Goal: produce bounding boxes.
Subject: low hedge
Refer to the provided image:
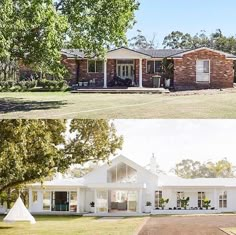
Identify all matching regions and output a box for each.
[0,80,69,92]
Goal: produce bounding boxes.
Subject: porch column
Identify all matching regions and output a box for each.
[29,188,33,212]
[94,189,97,213]
[139,58,143,88]
[138,189,143,213]
[214,189,218,209]
[77,188,80,213]
[104,59,107,88]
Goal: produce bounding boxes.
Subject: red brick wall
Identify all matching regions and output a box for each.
[174,49,234,90]
[71,59,116,86]
[61,56,78,84]
[134,59,161,87]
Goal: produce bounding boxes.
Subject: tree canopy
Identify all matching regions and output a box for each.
[163,29,236,55]
[129,30,158,49]
[0,0,139,78]
[173,158,236,179]
[0,119,123,193]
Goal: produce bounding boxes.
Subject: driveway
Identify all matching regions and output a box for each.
[138,215,236,235]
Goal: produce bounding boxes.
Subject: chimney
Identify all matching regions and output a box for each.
[150,153,157,174]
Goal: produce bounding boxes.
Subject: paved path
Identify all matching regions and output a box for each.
[138,215,236,235]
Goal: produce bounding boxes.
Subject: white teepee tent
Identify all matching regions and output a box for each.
[3,197,36,224]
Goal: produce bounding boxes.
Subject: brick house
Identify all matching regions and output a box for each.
[61,47,236,90]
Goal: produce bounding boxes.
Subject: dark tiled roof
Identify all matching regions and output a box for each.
[62,47,236,59]
[136,48,188,58]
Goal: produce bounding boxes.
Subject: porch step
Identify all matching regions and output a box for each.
[71,88,170,94]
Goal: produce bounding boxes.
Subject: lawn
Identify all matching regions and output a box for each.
[0,215,145,235]
[1,90,236,118]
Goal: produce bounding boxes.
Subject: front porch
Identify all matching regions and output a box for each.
[71,87,169,94]
[74,48,171,90]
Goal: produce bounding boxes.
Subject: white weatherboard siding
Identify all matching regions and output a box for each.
[24,155,236,215]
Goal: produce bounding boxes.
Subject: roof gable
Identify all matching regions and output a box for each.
[172,47,236,59]
[83,155,156,179]
[106,47,151,59]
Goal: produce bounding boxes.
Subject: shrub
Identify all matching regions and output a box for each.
[10,85,22,92]
[146,201,152,206]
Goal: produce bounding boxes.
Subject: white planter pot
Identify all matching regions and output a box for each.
[144,206,152,213]
[90,207,95,213]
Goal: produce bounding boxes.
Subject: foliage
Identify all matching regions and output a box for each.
[173,158,236,179]
[163,29,236,54]
[146,201,152,206]
[180,197,190,209]
[90,202,95,207]
[0,120,123,193]
[0,79,69,92]
[163,31,192,49]
[67,162,102,178]
[129,30,157,49]
[37,79,67,90]
[0,80,37,92]
[159,198,169,209]
[202,198,211,210]
[0,0,139,78]
[162,58,174,81]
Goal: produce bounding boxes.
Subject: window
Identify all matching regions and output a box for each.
[88,60,104,73]
[155,191,162,208]
[219,191,227,208]
[177,192,184,208]
[196,60,210,82]
[107,163,137,183]
[70,192,77,212]
[32,191,38,203]
[96,190,108,213]
[43,192,51,211]
[147,61,162,74]
[198,192,206,208]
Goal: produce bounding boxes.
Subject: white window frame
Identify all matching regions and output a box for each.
[198,192,206,208]
[146,59,163,74]
[219,191,227,208]
[87,60,104,73]
[196,59,211,83]
[155,191,163,208]
[177,192,184,208]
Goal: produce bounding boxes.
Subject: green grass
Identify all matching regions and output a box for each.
[0,215,145,235]
[1,90,236,118]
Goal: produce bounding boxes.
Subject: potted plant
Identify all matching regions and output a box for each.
[180,197,190,210]
[203,198,211,210]
[144,201,152,213]
[90,202,95,213]
[159,198,169,210]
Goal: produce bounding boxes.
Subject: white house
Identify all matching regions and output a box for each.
[27,155,236,215]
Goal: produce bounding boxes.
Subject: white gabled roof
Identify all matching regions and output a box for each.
[31,178,84,187]
[158,174,236,187]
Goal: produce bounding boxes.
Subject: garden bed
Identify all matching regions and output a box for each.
[151,209,219,215]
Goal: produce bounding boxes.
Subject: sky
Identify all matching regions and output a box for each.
[114,120,236,173]
[127,0,236,48]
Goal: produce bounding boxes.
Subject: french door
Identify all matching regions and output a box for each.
[117,64,134,80]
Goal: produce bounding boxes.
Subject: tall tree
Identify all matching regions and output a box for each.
[174,158,236,179]
[0,120,123,193]
[129,30,158,49]
[163,31,192,49]
[0,0,139,78]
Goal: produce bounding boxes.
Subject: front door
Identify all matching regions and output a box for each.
[117,60,135,84]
